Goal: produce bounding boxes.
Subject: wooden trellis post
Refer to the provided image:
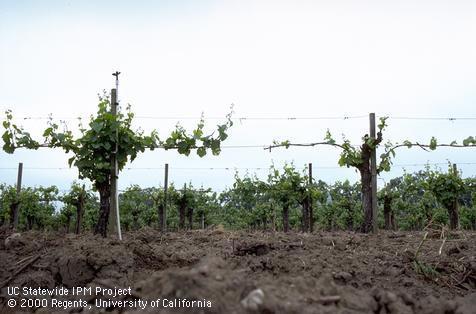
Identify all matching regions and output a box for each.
[309,163,313,232]
[108,73,122,240]
[12,162,23,229]
[369,113,378,233]
[159,163,169,232]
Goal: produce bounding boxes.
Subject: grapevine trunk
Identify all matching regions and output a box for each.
[188,207,194,229]
[360,165,373,233]
[158,203,165,232]
[448,200,460,230]
[94,183,111,237]
[75,195,84,234]
[283,203,289,232]
[179,202,186,230]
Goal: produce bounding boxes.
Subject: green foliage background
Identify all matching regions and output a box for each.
[1,163,475,232]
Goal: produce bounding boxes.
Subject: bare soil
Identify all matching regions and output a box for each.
[0,227,475,314]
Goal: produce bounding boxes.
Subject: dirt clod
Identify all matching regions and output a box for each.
[4,232,24,249]
[241,288,265,311]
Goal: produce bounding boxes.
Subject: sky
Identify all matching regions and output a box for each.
[0,0,475,192]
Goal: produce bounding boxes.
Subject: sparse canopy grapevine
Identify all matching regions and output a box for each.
[2,92,233,237]
[268,117,475,233]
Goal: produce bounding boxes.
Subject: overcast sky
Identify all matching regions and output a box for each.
[1,0,475,192]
